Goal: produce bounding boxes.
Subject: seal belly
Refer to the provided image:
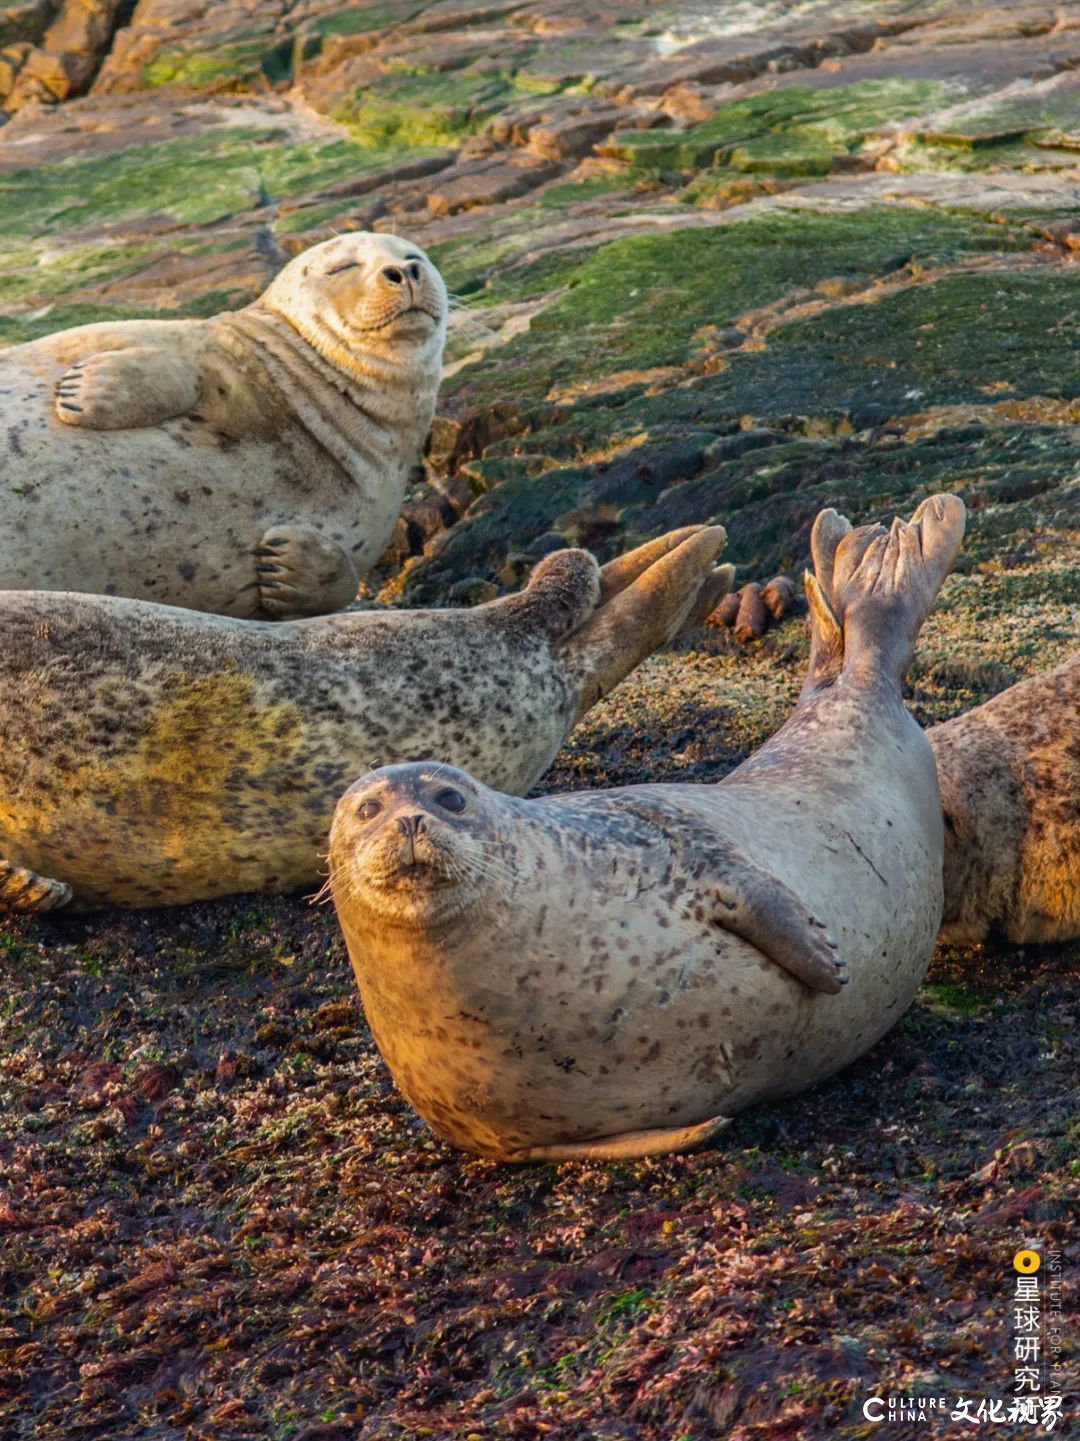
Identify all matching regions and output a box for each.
[0,348,339,615]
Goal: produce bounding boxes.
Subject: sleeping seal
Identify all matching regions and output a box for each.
[0,232,446,618]
[329,495,966,1162]
[0,527,732,911]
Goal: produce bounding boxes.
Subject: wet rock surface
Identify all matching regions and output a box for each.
[0,1,1077,1437]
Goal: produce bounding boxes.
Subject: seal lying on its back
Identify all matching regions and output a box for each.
[0,527,732,911]
[929,655,1080,946]
[329,496,966,1162]
[0,233,446,618]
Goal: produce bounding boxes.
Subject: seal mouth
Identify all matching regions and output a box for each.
[351,304,442,336]
[362,851,462,893]
[386,304,442,329]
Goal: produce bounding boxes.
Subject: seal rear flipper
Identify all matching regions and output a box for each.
[598,526,706,603]
[500,1114,731,1163]
[825,493,966,683]
[0,859,72,914]
[710,854,848,994]
[54,347,201,430]
[800,507,851,695]
[561,526,730,725]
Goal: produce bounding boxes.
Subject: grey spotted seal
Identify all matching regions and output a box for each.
[329,495,966,1162]
[929,655,1080,946]
[0,232,447,618]
[0,527,732,911]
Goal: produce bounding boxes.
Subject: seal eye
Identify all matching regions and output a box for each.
[357,799,381,821]
[326,262,360,276]
[434,787,466,815]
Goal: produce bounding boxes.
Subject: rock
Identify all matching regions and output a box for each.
[3,0,128,111]
[447,576,499,606]
[526,105,659,162]
[425,156,561,217]
[761,575,796,620]
[733,583,769,644]
[524,531,567,557]
[704,429,785,464]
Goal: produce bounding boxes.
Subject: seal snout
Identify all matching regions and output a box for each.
[396,811,428,868]
[379,261,423,288]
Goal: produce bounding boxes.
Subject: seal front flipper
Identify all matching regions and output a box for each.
[54,347,201,430]
[500,1114,731,1163]
[0,859,72,914]
[254,524,360,619]
[710,853,848,994]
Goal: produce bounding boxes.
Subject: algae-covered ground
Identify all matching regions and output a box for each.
[0,1,1078,1437]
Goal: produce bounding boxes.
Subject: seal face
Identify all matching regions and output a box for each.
[0,232,448,618]
[0,527,732,910]
[331,497,968,1162]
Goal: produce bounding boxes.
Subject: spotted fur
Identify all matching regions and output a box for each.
[932,655,1080,945]
[0,527,731,910]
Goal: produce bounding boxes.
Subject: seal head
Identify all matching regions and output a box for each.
[330,763,502,930]
[260,232,448,382]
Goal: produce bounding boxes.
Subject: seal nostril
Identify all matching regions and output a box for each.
[382,266,404,286]
[406,262,422,282]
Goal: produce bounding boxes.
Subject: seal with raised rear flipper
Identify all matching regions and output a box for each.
[329,496,966,1162]
[0,526,733,911]
[0,232,447,618]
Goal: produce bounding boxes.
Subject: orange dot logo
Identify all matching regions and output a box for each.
[1014,1250,1041,1274]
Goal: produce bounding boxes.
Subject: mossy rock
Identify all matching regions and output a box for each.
[605,80,958,173]
[446,207,1034,405]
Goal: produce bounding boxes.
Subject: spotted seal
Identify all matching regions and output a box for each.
[929,655,1080,946]
[329,496,966,1162]
[0,527,732,911]
[0,232,447,618]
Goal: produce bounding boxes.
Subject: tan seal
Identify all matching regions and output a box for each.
[0,232,447,618]
[329,496,966,1162]
[0,527,732,911]
[929,655,1080,946]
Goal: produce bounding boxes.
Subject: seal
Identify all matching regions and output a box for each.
[0,526,732,911]
[929,655,1080,946]
[0,232,447,618]
[329,495,966,1162]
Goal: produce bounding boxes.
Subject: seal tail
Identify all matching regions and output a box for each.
[561,526,732,726]
[802,493,965,693]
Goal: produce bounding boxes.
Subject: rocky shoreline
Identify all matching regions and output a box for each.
[0,3,1077,1438]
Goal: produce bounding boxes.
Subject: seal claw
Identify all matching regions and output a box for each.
[254,524,360,620]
